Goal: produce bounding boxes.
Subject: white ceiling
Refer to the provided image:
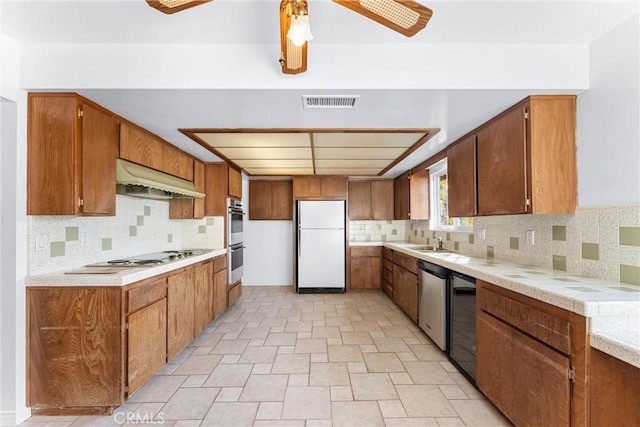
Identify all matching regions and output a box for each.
[3,0,638,177]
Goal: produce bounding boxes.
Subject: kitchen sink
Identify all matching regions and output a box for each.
[409,245,450,253]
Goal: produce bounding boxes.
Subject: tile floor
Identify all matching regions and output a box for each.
[20,286,511,427]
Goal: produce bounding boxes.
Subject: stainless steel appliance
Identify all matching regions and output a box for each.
[86,249,209,267]
[227,198,244,246]
[448,271,477,383]
[417,259,449,351]
[296,200,346,293]
[227,198,245,284]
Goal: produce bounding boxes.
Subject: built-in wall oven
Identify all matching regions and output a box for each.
[448,271,477,384]
[227,198,245,284]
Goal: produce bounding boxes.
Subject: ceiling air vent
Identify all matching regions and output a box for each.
[302,95,361,109]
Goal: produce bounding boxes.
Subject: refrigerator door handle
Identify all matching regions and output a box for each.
[298,226,301,257]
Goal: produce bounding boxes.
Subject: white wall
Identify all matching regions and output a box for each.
[242,178,294,286]
[577,13,640,206]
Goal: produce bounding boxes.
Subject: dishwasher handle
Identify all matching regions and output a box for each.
[417,259,449,279]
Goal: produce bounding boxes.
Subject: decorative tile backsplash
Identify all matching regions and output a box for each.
[28,195,224,275]
[349,220,408,242]
[351,205,640,285]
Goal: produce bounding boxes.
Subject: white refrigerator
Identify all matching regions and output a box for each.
[296,200,346,293]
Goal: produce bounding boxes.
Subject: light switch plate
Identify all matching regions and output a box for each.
[478,228,486,240]
[35,234,47,252]
[526,230,536,245]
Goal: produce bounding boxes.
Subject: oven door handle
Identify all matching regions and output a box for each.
[229,246,246,252]
[229,209,246,215]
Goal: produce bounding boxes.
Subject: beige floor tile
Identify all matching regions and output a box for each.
[219,354,241,363]
[294,338,327,353]
[397,352,419,362]
[327,337,343,346]
[309,362,350,386]
[438,360,459,373]
[252,363,273,374]
[264,332,297,346]
[288,373,309,386]
[181,375,208,388]
[363,352,406,372]
[277,345,295,354]
[297,332,312,339]
[305,420,332,427]
[312,326,341,338]
[403,361,456,384]
[384,418,440,426]
[128,375,187,403]
[191,346,213,355]
[328,345,364,362]
[171,420,199,426]
[256,402,283,420]
[310,352,328,363]
[347,361,368,373]
[210,338,250,355]
[238,325,271,339]
[351,321,383,333]
[168,347,195,365]
[350,373,398,400]
[215,387,243,402]
[301,311,326,322]
[373,337,411,352]
[450,372,485,399]
[202,402,259,427]
[281,387,331,420]
[68,415,120,426]
[409,344,449,361]
[438,384,468,399]
[330,385,353,401]
[341,331,374,345]
[395,385,457,417]
[239,374,288,401]
[156,363,179,375]
[285,321,312,332]
[389,372,414,385]
[378,400,408,418]
[238,346,277,363]
[253,421,305,427]
[435,417,466,426]
[173,355,222,375]
[381,325,416,338]
[360,344,378,353]
[331,401,384,427]
[271,353,310,374]
[203,363,253,387]
[325,317,353,327]
[190,333,224,348]
[160,388,220,420]
[260,318,288,328]
[213,322,247,334]
[449,399,512,426]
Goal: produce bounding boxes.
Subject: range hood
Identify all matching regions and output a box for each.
[116,159,205,199]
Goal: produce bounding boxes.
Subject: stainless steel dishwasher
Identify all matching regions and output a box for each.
[417,259,449,351]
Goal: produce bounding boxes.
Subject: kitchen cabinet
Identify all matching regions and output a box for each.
[167,268,195,360]
[589,347,640,426]
[249,180,293,220]
[194,261,213,335]
[228,281,242,307]
[126,278,167,396]
[213,255,228,318]
[381,248,394,297]
[27,93,119,216]
[120,123,194,182]
[476,280,588,426]
[169,160,206,219]
[447,134,477,217]
[205,162,243,217]
[393,170,429,220]
[228,166,243,199]
[348,246,382,290]
[293,176,348,200]
[348,180,394,220]
[475,95,576,215]
[391,250,419,322]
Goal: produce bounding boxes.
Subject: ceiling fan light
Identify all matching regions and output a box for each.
[287,14,313,47]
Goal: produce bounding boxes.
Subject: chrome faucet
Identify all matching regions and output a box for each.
[433,232,446,251]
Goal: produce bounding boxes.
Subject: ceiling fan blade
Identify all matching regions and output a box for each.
[146,0,212,14]
[333,0,432,37]
[279,0,308,75]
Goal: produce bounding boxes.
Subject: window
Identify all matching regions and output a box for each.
[429,159,473,231]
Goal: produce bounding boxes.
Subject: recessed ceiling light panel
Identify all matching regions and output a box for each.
[302,95,361,109]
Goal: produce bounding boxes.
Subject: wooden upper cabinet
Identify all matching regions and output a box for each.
[394,170,429,220]
[447,134,477,217]
[120,123,194,182]
[294,176,348,200]
[349,180,394,220]
[169,160,205,219]
[348,181,372,220]
[228,167,243,199]
[476,95,576,215]
[27,93,118,216]
[249,180,293,220]
[204,162,244,217]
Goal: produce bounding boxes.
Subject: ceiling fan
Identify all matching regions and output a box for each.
[146,0,433,75]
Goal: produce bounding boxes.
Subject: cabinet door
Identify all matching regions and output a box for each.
[447,134,477,217]
[477,311,570,427]
[348,181,372,220]
[228,167,243,199]
[271,181,293,220]
[194,262,213,335]
[249,180,272,220]
[371,180,394,220]
[349,256,381,290]
[392,265,418,322]
[477,107,528,215]
[321,176,348,199]
[213,268,228,319]
[409,169,430,220]
[294,176,322,198]
[204,163,228,217]
[167,269,195,360]
[127,298,167,396]
[193,160,206,218]
[394,172,410,220]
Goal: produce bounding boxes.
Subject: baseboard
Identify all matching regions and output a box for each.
[1,406,31,427]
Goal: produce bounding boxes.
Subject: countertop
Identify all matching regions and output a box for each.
[26,248,227,287]
[352,240,640,369]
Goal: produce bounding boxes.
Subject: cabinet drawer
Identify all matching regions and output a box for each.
[382,247,393,260]
[127,278,167,314]
[478,283,570,354]
[351,246,382,257]
[392,251,418,274]
[228,282,242,306]
[383,259,394,272]
[213,255,227,273]
[382,267,393,283]
[382,280,393,297]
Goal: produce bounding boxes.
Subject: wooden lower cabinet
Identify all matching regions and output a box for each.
[392,264,418,322]
[167,268,195,360]
[348,246,382,290]
[213,256,228,318]
[194,261,214,335]
[228,281,242,307]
